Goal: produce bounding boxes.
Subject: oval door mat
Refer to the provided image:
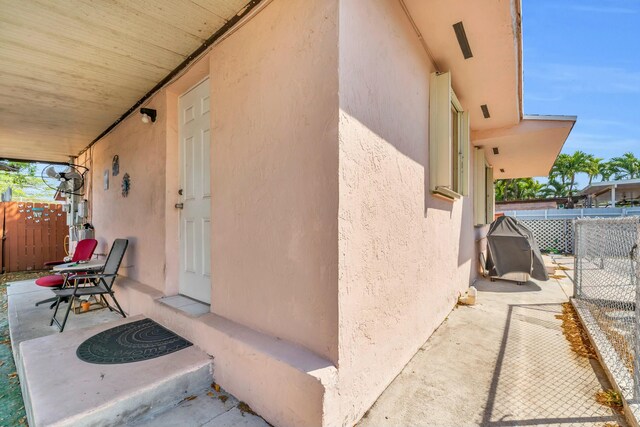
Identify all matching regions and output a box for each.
[77,318,192,364]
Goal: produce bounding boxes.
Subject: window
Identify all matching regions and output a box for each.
[429,71,469,199]
[473,148,494,225]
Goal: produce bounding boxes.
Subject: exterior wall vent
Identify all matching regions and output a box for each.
[453,22,473,59]
[481,104,490,118]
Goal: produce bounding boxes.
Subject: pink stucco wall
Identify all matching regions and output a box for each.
[78,93,168,291]
[208,0,340,364]
[79,0,489,425]
[336,0,477,423]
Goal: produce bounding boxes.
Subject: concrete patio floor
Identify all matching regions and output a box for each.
[7,279,269,427]
[359,255,628,427]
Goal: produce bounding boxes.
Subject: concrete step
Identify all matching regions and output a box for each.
[127,385,271,427]
[17,315,212,427]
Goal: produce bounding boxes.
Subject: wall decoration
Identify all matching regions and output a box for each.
[121,173,131,197]
[112,155,120,176]
[104,170,109,190]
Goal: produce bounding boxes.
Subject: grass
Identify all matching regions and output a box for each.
[556,302,598,359]
[595,389,624,414]
[0,270,48,427]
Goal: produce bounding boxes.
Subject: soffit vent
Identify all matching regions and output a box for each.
[481,104,490,118]
[453,22,473,59]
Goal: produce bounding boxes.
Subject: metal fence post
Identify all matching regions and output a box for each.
[635,221,640,400]
[574,221,581,297]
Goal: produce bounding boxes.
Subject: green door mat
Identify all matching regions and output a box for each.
[77,318,192,364]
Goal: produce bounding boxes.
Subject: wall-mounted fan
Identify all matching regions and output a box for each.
[41,164,88,196]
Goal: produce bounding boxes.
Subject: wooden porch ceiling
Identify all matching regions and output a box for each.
[0,0,252,163]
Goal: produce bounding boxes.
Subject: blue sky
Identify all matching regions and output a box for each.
[522,0,639,185]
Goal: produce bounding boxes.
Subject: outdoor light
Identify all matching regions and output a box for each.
[140,108,157,123]
[492,147,500,155]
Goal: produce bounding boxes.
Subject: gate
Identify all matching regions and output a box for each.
[0,202,68,272]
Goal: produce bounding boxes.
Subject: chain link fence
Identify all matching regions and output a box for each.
[573,217,640,402]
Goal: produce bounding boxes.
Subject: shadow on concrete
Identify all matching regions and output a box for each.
[481,303,626,427]
[474,280,542,293]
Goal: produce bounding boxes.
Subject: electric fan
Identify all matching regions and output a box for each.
[41,164,88,196]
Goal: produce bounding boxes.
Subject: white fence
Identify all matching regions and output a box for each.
[501,207,640,220]
[501,208,640,254]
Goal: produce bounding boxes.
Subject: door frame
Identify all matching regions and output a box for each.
[177,77,211,304]
[164,57,212,299]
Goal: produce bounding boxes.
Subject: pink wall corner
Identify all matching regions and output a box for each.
[336,0,477,423]
[207,0,340,364]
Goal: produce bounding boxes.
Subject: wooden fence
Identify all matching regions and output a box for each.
[0,202,68,272]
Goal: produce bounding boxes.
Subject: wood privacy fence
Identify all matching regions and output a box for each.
[1,202,68,273]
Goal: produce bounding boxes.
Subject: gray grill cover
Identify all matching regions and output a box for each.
[486,216,549,281]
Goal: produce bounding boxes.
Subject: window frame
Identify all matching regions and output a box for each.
[473,148,495,226]
[429,71,469,200]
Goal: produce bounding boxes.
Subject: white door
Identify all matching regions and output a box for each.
[178,79,211,303]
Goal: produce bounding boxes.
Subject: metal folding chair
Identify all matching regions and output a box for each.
[51,239,128,332]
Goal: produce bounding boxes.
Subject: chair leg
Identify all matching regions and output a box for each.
[108,292,127,318]
[40,296,69,309]
[36,296,58,307]
[58,296,75,332]
[50,296,62,326]
[51,296,75,332]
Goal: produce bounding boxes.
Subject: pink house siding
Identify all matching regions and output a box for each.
[77,0,486,425]
[337,0,478,423]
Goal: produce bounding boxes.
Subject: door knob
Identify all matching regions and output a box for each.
[175,203,184,209]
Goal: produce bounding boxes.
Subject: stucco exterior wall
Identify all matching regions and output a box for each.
[77,1,491,424]
[78,93,168,291]
[208,0,340,363]
[336,0,477,423]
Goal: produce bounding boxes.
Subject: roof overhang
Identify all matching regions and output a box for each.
[472,115,576,179]
[402,0,523,131]
[580,178,640,201]
[403,0,575,178]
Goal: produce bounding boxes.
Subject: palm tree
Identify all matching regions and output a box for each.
[495,179,507,201]
[495,178,544,201]
[540,178,569,198]
[599,161,617,182]
[584,155,604,185]
[550,151,589,196]
[550,154,572,187]
[610,152,640,180]
[516,178,543,199]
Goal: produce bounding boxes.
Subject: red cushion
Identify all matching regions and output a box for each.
[35,275,65,288]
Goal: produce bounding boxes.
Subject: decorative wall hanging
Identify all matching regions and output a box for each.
[104,170,109,190]
[112,155,120,176]
[121,173,131,197]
